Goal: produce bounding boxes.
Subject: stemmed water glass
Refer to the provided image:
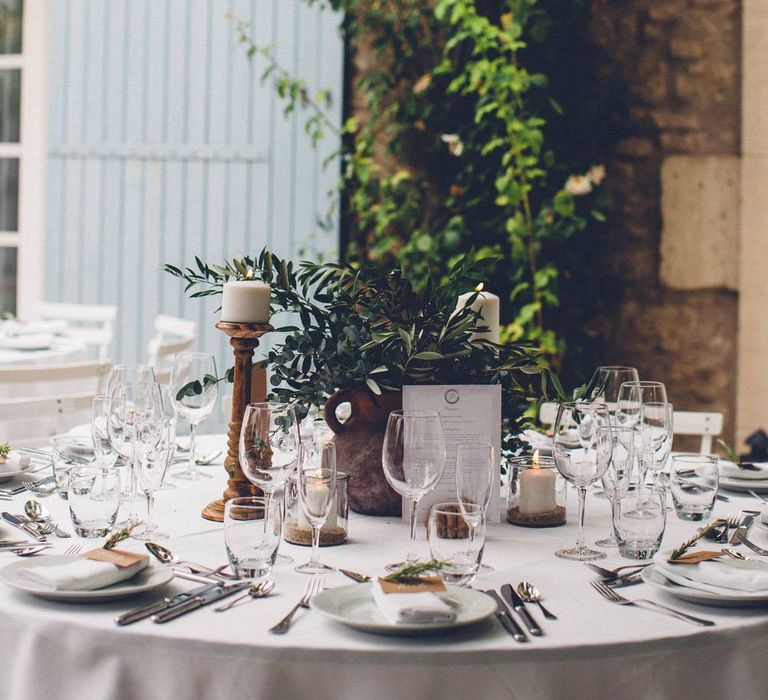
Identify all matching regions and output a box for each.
[596,424,635,547]
[456,442,495,570]
[616,381,668,492]
[107,380,163,529]
[132,414,175,540]
[640,401,673,488]
[589,366,639,414]
[382,410,447,570]
[91,395,118,470]
[240,401,301,564]
[171,352,218,480]
[552,402,613,561]
[295,441,337,574]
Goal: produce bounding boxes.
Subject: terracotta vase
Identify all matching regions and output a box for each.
[324,388,402,516]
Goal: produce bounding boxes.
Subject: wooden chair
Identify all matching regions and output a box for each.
[147,314,196,369]
[0,359,112,394]
[0,392,98,444]
[38,302,117,360]
[538,401,723,453]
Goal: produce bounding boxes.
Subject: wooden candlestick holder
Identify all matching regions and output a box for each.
[201,321,273,522]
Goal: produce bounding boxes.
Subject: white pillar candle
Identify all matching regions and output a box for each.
[456,286,500,344]
[518,451,557,515]
[220,280,271,323]
[298,482,338,531]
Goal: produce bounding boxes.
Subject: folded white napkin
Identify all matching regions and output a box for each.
[2,320,67,336]
[654,553,768,595]
[372,581,456,624]
[760,506,768,525]
[719,460,768,481]
[18,557,148,591]
[0,451,31,473]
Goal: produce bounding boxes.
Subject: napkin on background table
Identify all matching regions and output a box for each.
[655,553,768,595]
[0,451,31,473]
[1,320,67,336]
[372,581,456,624]
[719,460,768,480]
[17,556,148,591]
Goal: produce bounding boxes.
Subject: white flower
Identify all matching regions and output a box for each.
[587,164,606,185]
[565,174,593,196]
[441,134,464,156]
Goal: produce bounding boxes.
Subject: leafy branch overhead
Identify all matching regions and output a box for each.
[166,247,565,458]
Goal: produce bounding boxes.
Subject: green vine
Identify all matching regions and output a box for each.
[233,0,608,374]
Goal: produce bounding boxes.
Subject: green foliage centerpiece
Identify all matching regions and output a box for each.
[167,248,559,514]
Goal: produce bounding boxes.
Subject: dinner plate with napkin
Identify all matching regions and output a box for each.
[371,579,456,624]
[0,549,173,601]
[0,451,32,482]
[653,550,768,596]
[719,460,768,481]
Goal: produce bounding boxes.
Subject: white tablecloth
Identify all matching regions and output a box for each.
[1,435,768,700]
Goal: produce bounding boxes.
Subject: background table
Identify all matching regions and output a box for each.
[1,435,767,700]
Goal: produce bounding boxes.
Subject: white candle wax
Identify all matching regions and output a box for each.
[456,288,500,344]
[518,465,557,515]
[220,280,271,323]
[298,482,338,531]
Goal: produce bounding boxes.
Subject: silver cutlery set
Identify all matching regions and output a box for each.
[484,581,553,642]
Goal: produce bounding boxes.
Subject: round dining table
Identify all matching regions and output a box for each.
[1,435,767,700]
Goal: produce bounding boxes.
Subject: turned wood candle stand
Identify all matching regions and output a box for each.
[201,321,273,522]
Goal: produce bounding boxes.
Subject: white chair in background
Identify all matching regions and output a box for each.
[0,359,112,394]
[38,301,117,360]
[147,314,196,370]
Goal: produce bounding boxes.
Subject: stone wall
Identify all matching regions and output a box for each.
[589,0,742,442]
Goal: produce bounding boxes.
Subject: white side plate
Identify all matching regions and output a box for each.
[641,565,768,607]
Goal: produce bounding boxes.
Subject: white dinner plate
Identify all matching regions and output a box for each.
[0,334,54,351]
[641,565,768,607]
[0,462,33,483]
[719,476,768,493]
[311,583,497,635]
[0,555,174,602]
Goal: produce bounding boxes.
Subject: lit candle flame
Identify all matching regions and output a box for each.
[475,282,484,293]
[533,449,540,469]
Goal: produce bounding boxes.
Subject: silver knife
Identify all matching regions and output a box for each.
[152,582,251,623]
[116,581,219,626]
[483,590,527,642]
[729,514,755,544]
[501,584,543,636]
[2,512,45,541]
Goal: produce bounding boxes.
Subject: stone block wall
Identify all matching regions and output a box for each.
[589,0,742,442]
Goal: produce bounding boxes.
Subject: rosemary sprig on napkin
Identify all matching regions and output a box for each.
[103,521,140,550]
[669,521,721,560]
[383,560,444,583]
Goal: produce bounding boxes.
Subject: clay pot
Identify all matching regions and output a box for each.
[324,388,402,516]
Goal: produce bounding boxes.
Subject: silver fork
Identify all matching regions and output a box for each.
[591,581,714,626]
[269,576,325,634]
[718,514,740,543]
[22,480,56,497]
[64,544,82,555]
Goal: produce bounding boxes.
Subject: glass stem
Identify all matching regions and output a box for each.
[407,497,419,563]
[576,486,587,552]
[188,422,197,477]
[310,523,321,565]
[127,438,138,521]
[146,493,155,531]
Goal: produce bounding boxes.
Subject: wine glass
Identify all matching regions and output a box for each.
[107,380,163,528]
[596,423,634,547]
[240,401,301,564]
[456,442,495,569]
[91,395,118,470]
[382,410,447,569]
[640,401,673,489]
[552,402,613,561]
[171,352,218,480]
[615,381,668,429]
[132,415,175,540]
[295,441,337,574]
[107,364,156,396]
[588,366,639,414]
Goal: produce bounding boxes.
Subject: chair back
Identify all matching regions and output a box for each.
[0,360,112,393]
[671,411,723,454]
[0,392,97,444]
[147,314,196,368]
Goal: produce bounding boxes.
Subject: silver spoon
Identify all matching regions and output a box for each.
[145,542,234,578]
[517,581,558,620]
[214,579,275,612]
[23,500,71,538]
